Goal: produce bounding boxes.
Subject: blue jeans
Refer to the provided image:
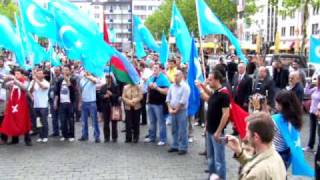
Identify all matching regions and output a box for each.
[170,109,188,151]
[147,104,166,142]
[207,133,226,180]
[81,102,100,140]
[50,101,60,135]
[35,108,49,139]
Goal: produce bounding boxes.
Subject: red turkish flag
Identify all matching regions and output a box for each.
[0,78,32,136]
[103,14,110,44]
[219,87,248,139]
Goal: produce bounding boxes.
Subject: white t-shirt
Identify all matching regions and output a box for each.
[60,80,70,103]
[32,80,50,108]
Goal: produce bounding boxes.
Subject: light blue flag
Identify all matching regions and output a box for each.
[15,14,47,66]
[133,16,160,53]
[196,0,247,64]
[160,32,169,66]
[188,38,204,116]
[46,43,61,67]
[170,3,192,64]
[50,0,100,37]
[18,0,57,40]
[310,36,320,64]
[49,2,115,77]
[273,114,315,177]
[0,15,21,53]
[133,16,146,59]
[108,28,116,43]
[0,14,26,67]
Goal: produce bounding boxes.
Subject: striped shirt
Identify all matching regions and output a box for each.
[273,122,289,152]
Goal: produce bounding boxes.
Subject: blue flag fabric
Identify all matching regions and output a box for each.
[0,15,20,52]
[49,2,115,77]
[196,0,247,64]
[170,3,192,64]
[18,0,57,40]
[133,16,146,59]
[310,36,320,64]
[187,39,204,116]
[16,14,51,67]
[133,16,160,56]
[50,0,100,36]
[160,32,169,66]
[273,114,315,177]
[46,43,61,67]
[147,73,171,88]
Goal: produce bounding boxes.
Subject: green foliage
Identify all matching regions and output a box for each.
[0,0,18,23]
[145,0,256,39]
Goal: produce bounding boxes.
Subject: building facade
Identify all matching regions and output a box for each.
[132,0,163,23]
[237,0,320,54]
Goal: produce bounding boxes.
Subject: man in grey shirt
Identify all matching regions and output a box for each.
[166,70,190,155]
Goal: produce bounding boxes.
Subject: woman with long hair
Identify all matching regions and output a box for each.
[99,74,120,143]
[273,90,303,169]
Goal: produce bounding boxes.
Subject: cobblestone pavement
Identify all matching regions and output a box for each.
[0,115,315,180]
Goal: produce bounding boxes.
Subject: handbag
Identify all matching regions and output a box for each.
[111,106,121,121]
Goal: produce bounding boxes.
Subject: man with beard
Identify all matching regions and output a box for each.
[225,112,286,180]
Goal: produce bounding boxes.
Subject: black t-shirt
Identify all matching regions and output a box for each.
[148,88,167,105]
[206,89,230,134]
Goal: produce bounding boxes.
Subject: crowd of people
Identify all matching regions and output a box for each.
[0,49,317,179]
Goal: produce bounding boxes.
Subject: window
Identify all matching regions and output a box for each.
[134,5,146,10]
[313,7,319,15]
[245,32,250,41]
[290,26,294,36]
[148,6,153,10]
[312,24,319,35]
[281,27,286,36]
[94,14,100,18]
[94,6,99,9]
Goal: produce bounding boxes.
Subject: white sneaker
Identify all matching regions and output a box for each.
[157,141,166,146]
[193,122,199,126]
[188,137,194,143]
[42,138,48,143]
[302,146,313,152]
[60,137,65,142]
[144,138,152,143]
[68,138,75,142]
[36,138,43,143]
[166,119,171,125]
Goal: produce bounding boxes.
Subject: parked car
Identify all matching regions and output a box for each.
[264,53,312,77]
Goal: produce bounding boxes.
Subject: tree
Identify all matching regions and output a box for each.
[145,0,257,39]
[271,0,320,55]
[0,0,18,23]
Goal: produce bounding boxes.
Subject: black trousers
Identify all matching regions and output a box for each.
[0,115,7,142]
[141,93,147,124]
[11,133,31,144]
[125,108,141,142]
[102,105,118,141]
[308,113,320,149]
[59,103,75,138]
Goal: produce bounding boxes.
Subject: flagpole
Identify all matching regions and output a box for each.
[195,0,207,80]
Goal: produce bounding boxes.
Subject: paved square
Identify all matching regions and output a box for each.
[0,117,314,180]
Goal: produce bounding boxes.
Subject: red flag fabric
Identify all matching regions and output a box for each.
[103,14,110,44]
[219,87,248,139]
[0,78,32,136]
